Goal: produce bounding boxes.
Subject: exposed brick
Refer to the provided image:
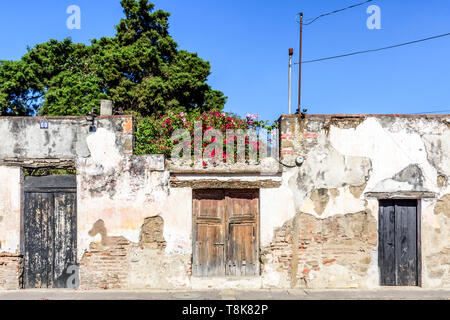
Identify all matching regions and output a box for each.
[0,253,23,289]
[266,211,377,287]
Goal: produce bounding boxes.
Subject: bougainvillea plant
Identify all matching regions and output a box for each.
[134,109,277,165]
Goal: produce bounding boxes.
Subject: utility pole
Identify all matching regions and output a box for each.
[298,12,303,112]
[288,48,293,114]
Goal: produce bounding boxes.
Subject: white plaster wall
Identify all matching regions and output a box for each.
[260,175,296,246]
[0,166,21,253]
[329,118,438,193]
[161,187,192,255]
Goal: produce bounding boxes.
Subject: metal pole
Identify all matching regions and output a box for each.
[288,48,293,114]
[298,12,303,112]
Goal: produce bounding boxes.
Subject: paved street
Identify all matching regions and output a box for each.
[0,288,448,300]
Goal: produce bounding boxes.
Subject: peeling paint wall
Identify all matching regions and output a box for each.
[0,114,448,290]
[0,166,22,289]
[76,127,194,289]
[0,166,21,253]
[0,115,137,290]
[0,116,134,160]
[266,115,450,289]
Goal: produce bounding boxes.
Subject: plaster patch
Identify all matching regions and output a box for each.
[434,194,450,218]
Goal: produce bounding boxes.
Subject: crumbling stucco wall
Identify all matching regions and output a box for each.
[1,113,448,290]
[0,166,21,254]
[77,128,192,289]
[0,166,22,289]
[264,115,450,289]
[0,116,134,160]
[0,115,136,290]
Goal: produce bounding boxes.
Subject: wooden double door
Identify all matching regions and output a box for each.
[379,199,420,286]
[193,189,259,277]
[23,175,77,288]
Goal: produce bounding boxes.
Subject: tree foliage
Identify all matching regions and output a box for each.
[0,0,226,116]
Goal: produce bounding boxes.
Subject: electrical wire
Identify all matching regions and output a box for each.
[293,32,450,64]
[298,0,374,26]
[409,109,450,115]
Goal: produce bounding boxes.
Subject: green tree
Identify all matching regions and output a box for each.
[0,0,226,117]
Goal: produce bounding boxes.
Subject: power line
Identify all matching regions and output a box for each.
[409,109,450,115]
[298,0,374,26]
[293,32,450,64]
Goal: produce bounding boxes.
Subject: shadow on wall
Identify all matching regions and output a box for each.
[88,219,129,246]
[87,216,167,249]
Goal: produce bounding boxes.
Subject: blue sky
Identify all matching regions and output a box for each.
[0,0,449,122]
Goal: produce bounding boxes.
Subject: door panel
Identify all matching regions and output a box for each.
[194,224,225,276]
[53,193,77,287]
[379,200,396,286]
[227,224,257,276]
[226,190,258,220]
[193,190,226,277]
[23,192,54,288]
[395,200,417,286]
[23,175,77,289]
[379,199,418,286]
[193,189,259,277]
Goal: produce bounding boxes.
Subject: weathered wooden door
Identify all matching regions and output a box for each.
[379,199,419,286]
[193,190,226,276]
[193,189,259,277]
[225,190,259,276]
[23,175,77,288]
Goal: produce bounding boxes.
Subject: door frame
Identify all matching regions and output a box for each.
[378,198,422,286]
[191,188,261,277]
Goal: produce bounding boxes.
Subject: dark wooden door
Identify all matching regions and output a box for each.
[193,189,259,277]
[23,175,77,288]
[379,199,418,286]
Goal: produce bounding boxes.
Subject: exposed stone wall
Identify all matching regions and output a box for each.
[0,253,23,289]
[262,211,377,288]
[80,238,131,289]
[79,218,190,290]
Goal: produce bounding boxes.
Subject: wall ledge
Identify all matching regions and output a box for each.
[170,177,282,189]
[364,191,436,199]
[0,158,75,168]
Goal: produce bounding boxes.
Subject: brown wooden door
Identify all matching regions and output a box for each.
[193,190,226,277]
[23,175,77,288]
[193,189,259,277]
[226,190,259,276]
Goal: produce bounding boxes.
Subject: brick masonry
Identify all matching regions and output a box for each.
[79,238,132,289]
[0,253,23,289]
[264,211,377,288]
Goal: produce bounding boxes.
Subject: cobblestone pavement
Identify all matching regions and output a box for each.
[0,288,449,300]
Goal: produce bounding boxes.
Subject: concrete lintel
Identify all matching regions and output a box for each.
[0,158,75,169]
[364,191,436,199]
[170,178,282,189]
[170,169,282,175]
